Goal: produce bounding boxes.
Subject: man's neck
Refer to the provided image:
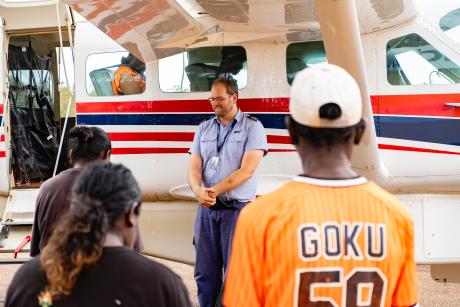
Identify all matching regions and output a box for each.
[73,161,91,169]
[219,107,238,126]
[302,165,359,180]
[103,231,125,247]
[300,147,359,180]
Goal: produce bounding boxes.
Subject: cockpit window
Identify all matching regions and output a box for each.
[440,8,460,46]
[386,33,460,86]
[159,46,247,92]
[286,41,327,85]
[86,52,146,96]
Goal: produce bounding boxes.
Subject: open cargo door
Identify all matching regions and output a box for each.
[0,39,59,256]
[8,43,59,185]
[0,1,75,256]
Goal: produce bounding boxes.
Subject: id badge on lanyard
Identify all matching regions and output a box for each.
[211,120,237,169]
[210,156,220,169]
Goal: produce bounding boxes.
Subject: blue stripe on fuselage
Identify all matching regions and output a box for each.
[76,113,460,147]
[375,116,460,146]
[77,113,288,130]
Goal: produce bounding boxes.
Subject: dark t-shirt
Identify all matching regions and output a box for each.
[6,247,192,307]
[30,168,143,256]
[30,168,82,256]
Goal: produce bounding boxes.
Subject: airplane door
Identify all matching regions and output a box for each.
[376,24,460,178]
[0,3,76,253]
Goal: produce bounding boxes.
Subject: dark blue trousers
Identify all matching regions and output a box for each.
[194,203,245,307]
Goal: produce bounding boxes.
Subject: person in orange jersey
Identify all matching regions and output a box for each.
[224,64,419,307]
[112,53,146,95]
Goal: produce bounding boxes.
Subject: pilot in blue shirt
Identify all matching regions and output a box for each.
[188,77,267,307]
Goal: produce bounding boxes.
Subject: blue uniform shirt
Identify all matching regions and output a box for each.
[189,110,268,202]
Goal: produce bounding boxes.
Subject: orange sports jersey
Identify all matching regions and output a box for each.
[224,176,419,307]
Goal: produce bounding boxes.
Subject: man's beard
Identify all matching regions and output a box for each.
[215,105,231,118]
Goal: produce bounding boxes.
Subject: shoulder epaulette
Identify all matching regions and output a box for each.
[245,114,260,122]
[199,116,214,125]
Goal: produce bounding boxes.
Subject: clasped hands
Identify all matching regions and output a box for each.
[193,187,217,208]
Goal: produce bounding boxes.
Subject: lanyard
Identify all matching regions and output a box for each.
[216,119,237,154]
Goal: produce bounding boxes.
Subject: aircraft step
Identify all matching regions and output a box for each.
[0,189,37,254]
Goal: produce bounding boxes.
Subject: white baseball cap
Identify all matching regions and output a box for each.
[289,64,362,128]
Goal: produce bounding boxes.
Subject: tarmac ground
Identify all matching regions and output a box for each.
[1,258,460,306]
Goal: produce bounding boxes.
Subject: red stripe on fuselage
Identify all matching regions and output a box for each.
[107,132,292,144]
[112,148,190,155]
[268,149,296,152]
[108,132,194,142]
[111,148,295,155]
[373,94,460,117]
[267,135,292,144]
[378,144,460,155]
[0,131,5,158]
[77,94,460,118]
[76,98,290,113]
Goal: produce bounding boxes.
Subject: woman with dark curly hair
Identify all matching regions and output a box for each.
[30,125,143,256]
[6,162,192,307]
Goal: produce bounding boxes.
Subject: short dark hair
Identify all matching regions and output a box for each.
[212,77,238,98]
[289,103,364,149]
[68,126,111,163]
[290,117,354,148]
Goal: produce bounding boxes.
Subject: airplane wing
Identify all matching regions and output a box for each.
[63,0,416,62]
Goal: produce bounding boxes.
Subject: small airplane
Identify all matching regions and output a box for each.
[0,0,460,283]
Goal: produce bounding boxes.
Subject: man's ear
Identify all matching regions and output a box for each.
[285,116,299,145]
[105,149,111,161]
[231,93,238,105]
[100,149,111,161]
[353,119,367,145]
[69,149,76,166]
[124,203,138,228]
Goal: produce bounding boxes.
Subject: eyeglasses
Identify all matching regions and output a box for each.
[208,96,229,103]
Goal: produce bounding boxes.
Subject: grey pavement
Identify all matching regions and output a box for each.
[1,262,460,306]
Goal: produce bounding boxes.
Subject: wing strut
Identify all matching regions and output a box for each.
[314,0,391,185]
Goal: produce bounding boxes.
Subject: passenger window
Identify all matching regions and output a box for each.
[159,46,247,92]
[386,33,460,85]
[440,8,460,46]
[286,41,327,85]
[86,52,146,96]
